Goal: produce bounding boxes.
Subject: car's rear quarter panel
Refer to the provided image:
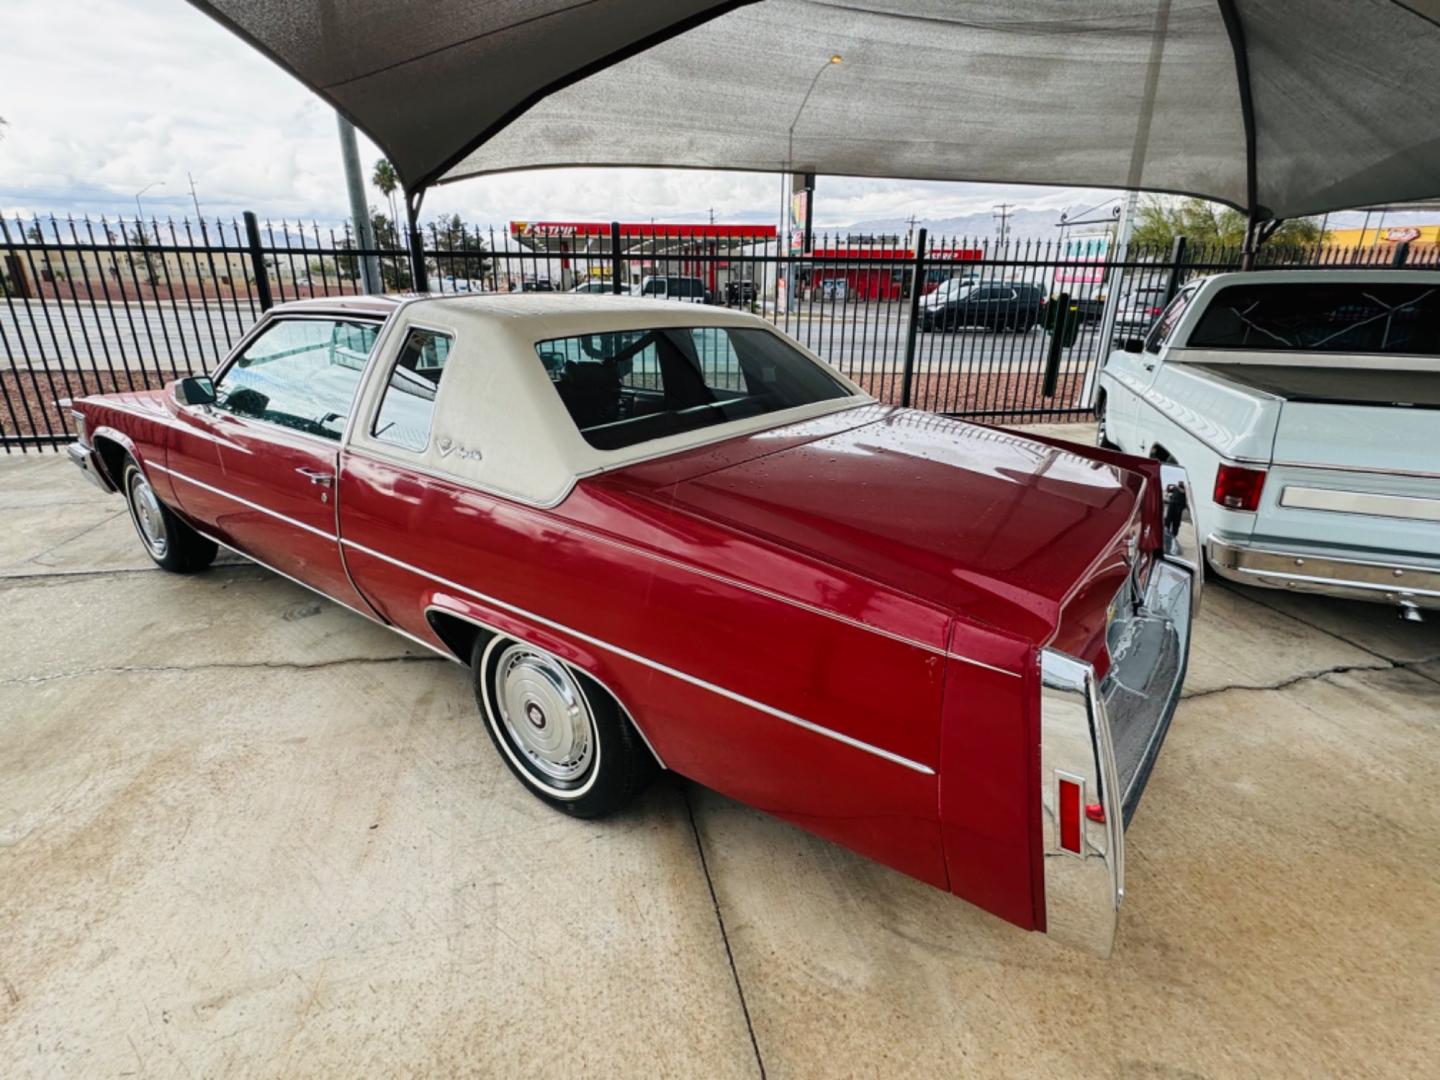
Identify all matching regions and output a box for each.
[337,453,953,889]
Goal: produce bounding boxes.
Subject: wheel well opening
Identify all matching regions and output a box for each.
[425,610,495,665]
[92,436,127,489]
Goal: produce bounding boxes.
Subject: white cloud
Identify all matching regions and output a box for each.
[0,0,1107,232]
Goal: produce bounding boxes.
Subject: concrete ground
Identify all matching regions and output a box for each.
[2,431,1437,1079]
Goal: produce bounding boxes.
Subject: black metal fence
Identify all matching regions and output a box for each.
[3,211,1434,451]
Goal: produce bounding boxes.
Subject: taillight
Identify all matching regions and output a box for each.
[1213,463,1267,511]
[1146,305,1163,315]
[1058,775,1083,854]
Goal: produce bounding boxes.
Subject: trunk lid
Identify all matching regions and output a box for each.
[608,408,1148,643]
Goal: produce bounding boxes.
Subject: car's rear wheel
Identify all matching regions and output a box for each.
[122,458,217,573]
[474,636,656,818]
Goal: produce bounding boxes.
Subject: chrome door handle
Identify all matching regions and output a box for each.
[296,467,334,487]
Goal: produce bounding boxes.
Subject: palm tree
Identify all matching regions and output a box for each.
[372,158,400,246]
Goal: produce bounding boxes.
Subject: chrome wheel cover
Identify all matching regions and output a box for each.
[492,644,595,786]
[127,469,168,558]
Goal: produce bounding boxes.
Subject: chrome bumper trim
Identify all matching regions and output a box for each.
[1208,537,1440,609]
[66,441,114,493]
[1040,556,1195,958]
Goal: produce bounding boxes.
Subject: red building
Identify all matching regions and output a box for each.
[509,221,778,292]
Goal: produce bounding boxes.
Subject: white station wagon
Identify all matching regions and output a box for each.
[1097,269,1440,619]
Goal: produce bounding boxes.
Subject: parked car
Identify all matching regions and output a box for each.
[920,281,1045,331]
[571,280,617,294]
[521,278,554,292]
[1111,284,1169,339]
[66,293,1198,956]
[638,274,710,303]
[1097,269,1440,618]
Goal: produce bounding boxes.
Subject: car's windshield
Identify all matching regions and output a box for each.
[535,326,854,451]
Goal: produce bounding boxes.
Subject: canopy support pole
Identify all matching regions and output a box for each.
[406,188,428,293]
[1218,0,1267,270]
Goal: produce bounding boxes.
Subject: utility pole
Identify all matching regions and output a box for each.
[187,173,203,222]
[336,112,381,293]
[992,203,1014,247]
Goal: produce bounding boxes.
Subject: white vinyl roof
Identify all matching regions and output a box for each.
[190,0,1440,220]
[343,294,870,507]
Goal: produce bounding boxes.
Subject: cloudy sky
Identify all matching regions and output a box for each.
[0,0,1127,234]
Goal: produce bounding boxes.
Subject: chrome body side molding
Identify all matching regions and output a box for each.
[345,538,937,776]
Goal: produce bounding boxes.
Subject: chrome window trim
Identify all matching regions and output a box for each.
[207,312,388,444]
[343,537,937,776]
[423,604,667,771]
[1279,485,1440,523]
[367,323,459,454]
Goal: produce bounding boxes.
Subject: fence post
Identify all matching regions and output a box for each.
[242,211,273,311]
[1042,292,1070,397]
[900,227,927,409]
[610,222,623,294]
[1391,239,1412,267]
[1163,236,1188,304]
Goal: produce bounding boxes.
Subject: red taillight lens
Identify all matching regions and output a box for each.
[1058,777,1082,853]
[1146,305,1163,315]
[1213,463,1267,511]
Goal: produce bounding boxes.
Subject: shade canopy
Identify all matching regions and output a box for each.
[190,0,1440,220]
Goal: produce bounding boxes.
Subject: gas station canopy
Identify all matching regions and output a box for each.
[190,0,1440,221]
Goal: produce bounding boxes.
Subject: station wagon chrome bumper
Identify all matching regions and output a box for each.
[1039,465,1199,957]
[1208,537,1440,611]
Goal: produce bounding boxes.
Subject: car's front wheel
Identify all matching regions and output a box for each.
[122,458,217,573]
[474,636,656,818]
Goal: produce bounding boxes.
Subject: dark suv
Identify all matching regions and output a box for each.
[920,281,1045,332]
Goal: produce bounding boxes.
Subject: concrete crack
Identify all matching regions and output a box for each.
[3,653,448,687]
[1182,658,1427,702]
[682,783,766,1080]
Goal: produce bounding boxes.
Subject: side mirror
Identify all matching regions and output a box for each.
[174,376,216,406]
[1121,337,1146,354]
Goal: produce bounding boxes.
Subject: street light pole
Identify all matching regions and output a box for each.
[134,181,164,229]
[783,54,841,306]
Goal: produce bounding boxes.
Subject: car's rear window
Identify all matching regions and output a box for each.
[535,326,854,451]
[1187,282,1440,355]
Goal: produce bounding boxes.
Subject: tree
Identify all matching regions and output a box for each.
[372,158,401,237]
[428,213,491,281]
[1131,196,1324,255]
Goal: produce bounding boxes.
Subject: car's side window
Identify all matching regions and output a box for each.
[371,328,454,452]
[1144,287,1195,354]
[214,318,378,440]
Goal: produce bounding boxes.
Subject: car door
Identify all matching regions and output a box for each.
[166,314,381,611]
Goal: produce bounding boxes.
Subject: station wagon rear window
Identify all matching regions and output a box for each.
[535,327,853,451]
[1187,282,1440,355]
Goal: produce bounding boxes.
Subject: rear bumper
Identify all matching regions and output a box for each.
[1038,466,1199,957]
[67,441,115,493]
[1208,537,1440,611]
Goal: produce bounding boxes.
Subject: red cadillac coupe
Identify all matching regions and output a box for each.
[66,293,1199,956]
